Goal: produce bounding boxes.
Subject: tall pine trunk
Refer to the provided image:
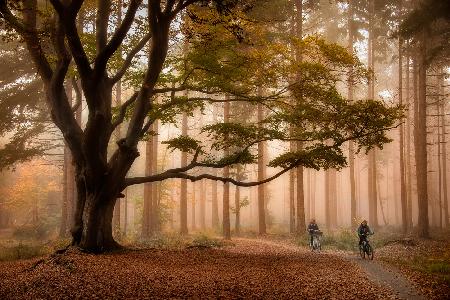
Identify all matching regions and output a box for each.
[180,108,188,235]
[440,69,449,229]
[405,41,413,230]
[416,29,429,238]
[367,0,378,228]
[223,100,231,239]
[257,102,266,235]
[399,38,407,234]
[347,0,357,228]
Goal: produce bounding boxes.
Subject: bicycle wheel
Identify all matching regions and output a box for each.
[359,245,365,259]
[366,244,374,260]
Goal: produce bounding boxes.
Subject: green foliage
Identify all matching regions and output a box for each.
[0,243,47,261]
[12,223,52,240]
[163,135,202,154]
[190,233,225,248]
[230,196,250,214]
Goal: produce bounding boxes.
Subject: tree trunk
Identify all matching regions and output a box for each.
[151,121,159,232]
[347,0,357,228]
[440,69,449,229]
[191,180,196,231]
[223,100,231,239]
[289,159,295,233]
[200,179,206,230]
[367,0,378,228]
[235,185,241,235]
[405,41,413,230]
[211,104,219,229]
[180,109,188,235]
[257,102,266,235]
[399,38,407,234]
[60,140,69,237]
[78,192,120,252]
[415,29,429,238]
[142,138,154,237]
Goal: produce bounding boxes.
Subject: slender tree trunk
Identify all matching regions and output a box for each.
[60,140,69,237]
[405,41,413,230]
[440,69,449,229]
[294,0,305,234]
[416,29,429,238]
[143,138,154,237]
[289,146,296,233]
[151,121,159,232]
[399,38,407,234]
[367,0,378,228]
[235,184,241,235]
[191,180,196,231]
[257,102,266,235]
[180,108,188,235]
[211,104,219,229]
[347,0,357,228]
[223,100,231,239]
[296,165,305,233]
[200,179,206,230]
[438,92,443,228]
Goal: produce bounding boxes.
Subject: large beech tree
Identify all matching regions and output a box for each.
[1,0,401,252]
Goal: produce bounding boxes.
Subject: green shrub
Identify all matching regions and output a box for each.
[190,233,224,248]
[0,243,48,261]
[12,222,53,240]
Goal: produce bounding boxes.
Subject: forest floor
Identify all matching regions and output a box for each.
[0,237,435,300]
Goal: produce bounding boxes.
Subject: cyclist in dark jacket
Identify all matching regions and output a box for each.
[307,219,320,246]
[357,220,373,245]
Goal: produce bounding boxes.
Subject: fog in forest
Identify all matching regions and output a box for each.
[0,0,448,260]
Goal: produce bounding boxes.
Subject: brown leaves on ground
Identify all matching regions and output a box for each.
[0,238,396,299]
[376,238,450,300]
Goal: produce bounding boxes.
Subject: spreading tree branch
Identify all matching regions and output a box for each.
[110,32,153,84]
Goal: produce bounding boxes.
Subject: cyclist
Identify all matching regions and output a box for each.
[307,219,320,247]
[357,220,373,246]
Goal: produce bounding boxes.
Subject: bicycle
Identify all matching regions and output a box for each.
[359,233,374,260]
[310,230,322,251]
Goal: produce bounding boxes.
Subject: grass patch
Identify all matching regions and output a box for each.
[0,243,49,261]
[189,233,226,248]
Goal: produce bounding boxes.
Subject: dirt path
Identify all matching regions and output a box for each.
[247,238,425,300]
[339,252,425,300]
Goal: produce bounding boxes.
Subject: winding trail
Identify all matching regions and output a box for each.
[240,238,425,300]
[339,252,425,300]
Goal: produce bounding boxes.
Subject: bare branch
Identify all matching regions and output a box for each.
[110,32,153,84]
[94,0,143,77]
[124,162,295,188]
[111,92,138,131]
